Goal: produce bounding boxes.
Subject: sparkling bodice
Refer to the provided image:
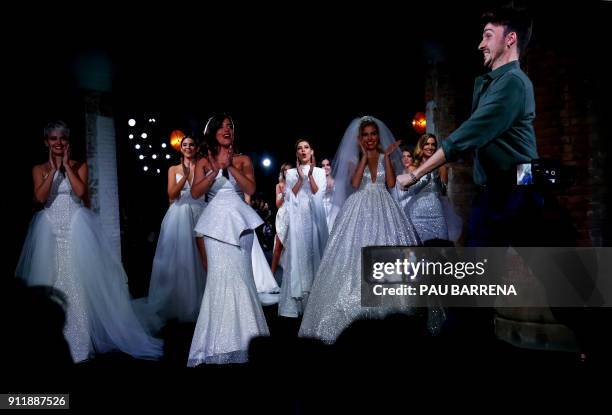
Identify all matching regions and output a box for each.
[359,154,386,190]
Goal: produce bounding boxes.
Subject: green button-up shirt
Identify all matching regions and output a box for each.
[441,60,538,186]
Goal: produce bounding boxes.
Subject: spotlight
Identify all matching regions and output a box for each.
[161,143,167,148]
[129,134,134,139]
[156,168,161,174]
[165,154,171,159]
[141,133,148,139]
[262,158,271,168]
[135,144,141,150]
[152,154,157,159]
[139,155,145,160]
[128,119,136,127]
[143,166,149,171]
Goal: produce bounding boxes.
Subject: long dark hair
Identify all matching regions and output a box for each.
[201,113,236,157]
[179,135,198,163]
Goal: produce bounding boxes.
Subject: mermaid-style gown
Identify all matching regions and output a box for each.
[187,170,269,365]
[16,171,163,363]
[299,155,421,344]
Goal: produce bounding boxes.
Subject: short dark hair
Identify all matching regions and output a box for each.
[482,6,533,56]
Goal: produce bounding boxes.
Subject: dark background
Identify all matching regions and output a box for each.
[6,1,610,290]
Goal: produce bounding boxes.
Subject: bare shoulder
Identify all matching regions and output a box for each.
[234,153,251,165]
[196,157,210,168]
[233,154,253,172]
[69,160,87,171]
[32,163,46,174]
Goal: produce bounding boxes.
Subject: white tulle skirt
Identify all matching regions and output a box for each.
[16,208,163,363]
[138,200,207,332]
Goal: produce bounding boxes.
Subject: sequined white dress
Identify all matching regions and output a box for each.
[402,170,462,243]
[188,170,270,365]
[298,155,420,343]
[15,171,163,363]
[142,173,207,330]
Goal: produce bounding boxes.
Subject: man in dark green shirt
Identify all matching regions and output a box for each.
[399,7,536,188]
[399,6,540,247]
[441,60,538,186]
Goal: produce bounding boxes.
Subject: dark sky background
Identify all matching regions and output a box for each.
[7,0,610,283]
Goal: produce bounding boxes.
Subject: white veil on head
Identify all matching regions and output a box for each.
[328,116,402,226]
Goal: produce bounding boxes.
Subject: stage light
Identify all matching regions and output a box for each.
[412,112,426,134]
[135,144,141,150]
[149,145,152,149]
[156,168,161,174]
[129,134,134,139]
[161,143,167,148]
[170,130,185,151]
[139,155,145,160]
[128,119,136,127]
[152,154,157,159]
[262,158,271,168]
[141,133,148,139]
[165,154,171,159]
[143,166,149,171]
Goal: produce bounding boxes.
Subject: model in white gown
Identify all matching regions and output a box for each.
[187,168,269,365]
[321,158,335,231]
[16,171,163,363]
[141,171,208,331]
[279,141,329,318]
[299,116,421,344]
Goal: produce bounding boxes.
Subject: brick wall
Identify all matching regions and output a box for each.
[425,47,605,246]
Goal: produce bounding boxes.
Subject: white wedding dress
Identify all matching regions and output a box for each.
[187,170,270,365]
[16,171,163,363]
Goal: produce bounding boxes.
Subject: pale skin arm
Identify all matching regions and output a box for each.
[33,164,57,204]
[383,140,401,189]
[190,157,217,199]
[384,154,396,189]
[397,148,447,188]
[351,141,369,189]
[306,155,319,194]
[229,155,256,197]
[167,165,189,201]
[64,161,89,200]
[62,145,88,200]
[292,159,304,196]
[276,183,285,208]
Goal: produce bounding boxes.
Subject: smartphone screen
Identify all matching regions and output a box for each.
[516,163,533,185]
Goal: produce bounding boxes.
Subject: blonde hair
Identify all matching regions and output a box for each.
[412,133,437,168]
[278,162,292,182]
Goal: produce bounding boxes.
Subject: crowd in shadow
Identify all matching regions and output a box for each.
[2,274,609,411]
